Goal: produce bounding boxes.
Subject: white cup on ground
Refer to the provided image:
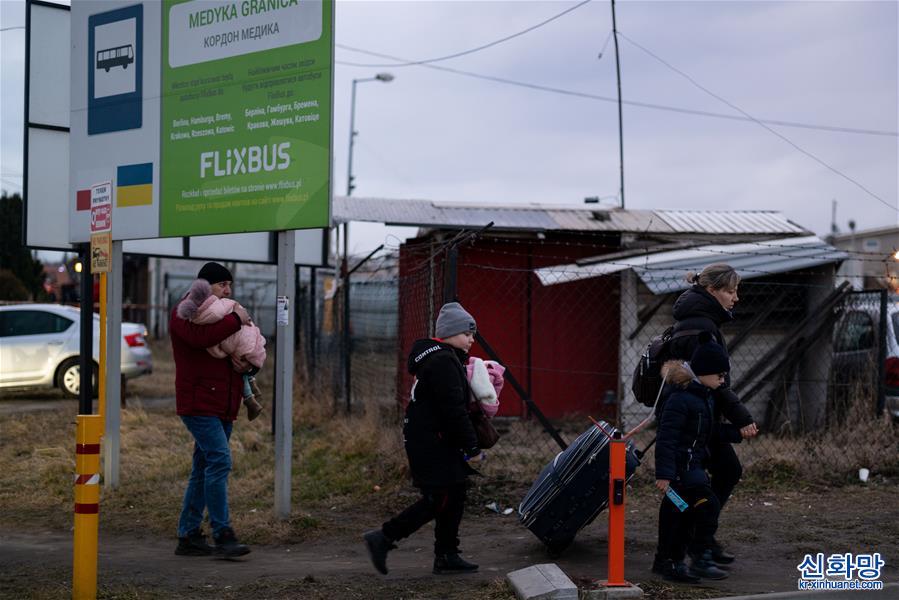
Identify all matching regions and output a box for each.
[859,468,870,483]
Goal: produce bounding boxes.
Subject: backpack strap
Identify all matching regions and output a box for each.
[669,328,704,340]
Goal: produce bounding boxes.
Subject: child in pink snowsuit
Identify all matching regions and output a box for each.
[177,278,267,420]
[466,357,505,417]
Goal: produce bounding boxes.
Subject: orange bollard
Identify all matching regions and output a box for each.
[606,430,627,586]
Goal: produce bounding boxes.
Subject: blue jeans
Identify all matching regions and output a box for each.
[177,416,233,538]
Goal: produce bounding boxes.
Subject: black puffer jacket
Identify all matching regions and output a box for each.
[403,338,480,488]
[669,285,733,360]
[655,363,717,487]
[667,285,753,429]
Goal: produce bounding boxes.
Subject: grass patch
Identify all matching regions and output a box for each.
[0,378,409,545]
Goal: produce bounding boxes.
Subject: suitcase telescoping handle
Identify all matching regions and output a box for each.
[634,436,655,461]
[586,418,656,463]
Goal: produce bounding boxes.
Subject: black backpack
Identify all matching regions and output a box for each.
[631,327,702,407]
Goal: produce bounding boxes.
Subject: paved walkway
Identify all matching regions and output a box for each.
[708,582,898,600]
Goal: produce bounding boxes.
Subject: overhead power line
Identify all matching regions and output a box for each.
[337,0,592,68]
[337,47,897,138]
[617,31,896,212]
[1,177,23,190]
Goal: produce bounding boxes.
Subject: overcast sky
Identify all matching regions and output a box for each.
[2,0,897,257]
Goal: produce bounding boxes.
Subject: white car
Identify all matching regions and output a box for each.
[0,303,152,398]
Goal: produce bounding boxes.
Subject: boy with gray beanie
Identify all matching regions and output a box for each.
[435,302,477,339]
[364,302,482,576]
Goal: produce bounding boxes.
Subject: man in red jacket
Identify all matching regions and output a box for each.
[171,262,251,558]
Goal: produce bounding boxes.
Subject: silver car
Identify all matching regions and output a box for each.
[0,303,153,398]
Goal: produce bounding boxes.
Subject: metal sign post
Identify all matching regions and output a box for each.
[274,230,296,518]
[104,241,123,488]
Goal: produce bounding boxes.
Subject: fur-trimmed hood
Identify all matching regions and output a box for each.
[662,359,695,388]
[176,279,213,321]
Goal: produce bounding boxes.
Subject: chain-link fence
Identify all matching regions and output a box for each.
[296,237,898,488]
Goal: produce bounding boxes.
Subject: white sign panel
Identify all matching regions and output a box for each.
[25,1,72,250]
[93,17,138,98]
[70,0,161,243]
[28,2,70,128]
[167,0,322,68]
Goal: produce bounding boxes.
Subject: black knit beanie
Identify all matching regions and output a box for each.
[197,262,233,285]
[690,338,730,376]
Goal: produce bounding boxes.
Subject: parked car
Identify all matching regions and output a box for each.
[831,297,899,420]
[0,304,152,398]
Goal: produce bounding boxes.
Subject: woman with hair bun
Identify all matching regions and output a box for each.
[653,264,759,572]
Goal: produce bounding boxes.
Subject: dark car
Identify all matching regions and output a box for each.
[831,298,899,420]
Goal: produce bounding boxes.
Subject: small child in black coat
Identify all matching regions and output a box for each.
[653,335,742,583]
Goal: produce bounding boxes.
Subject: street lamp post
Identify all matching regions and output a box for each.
[346,72,394,198]
[342,72,393,412]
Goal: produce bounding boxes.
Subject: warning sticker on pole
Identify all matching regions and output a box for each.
[277,296,289,326]
[91,232,111,273]
[90,181,112,234]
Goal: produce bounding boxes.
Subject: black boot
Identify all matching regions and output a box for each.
[243,394,263,421]
[690,550,729,580]
[433,553,478,574]
[660,559,701,584]
[213,527,251,558]
[710,540,736,565]
[175,528,213,556]
[651,553,668,575]
[363,529,396,575]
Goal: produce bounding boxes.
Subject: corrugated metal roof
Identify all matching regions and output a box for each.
[535,236,847,293]
[333,196,809,235]
[656,210,806,235]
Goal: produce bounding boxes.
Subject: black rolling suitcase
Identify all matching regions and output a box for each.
[517,420,641,556]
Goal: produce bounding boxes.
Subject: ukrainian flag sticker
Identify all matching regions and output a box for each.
[116,163,153,207]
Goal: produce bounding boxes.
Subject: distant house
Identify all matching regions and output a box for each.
[828,225,899,292]
[335,197,847,430]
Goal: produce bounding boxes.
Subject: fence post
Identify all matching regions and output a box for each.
[309,266,317,376]
[444,244,458,302]
[343,246,385,413]
[878,289,888,416]
[343,255,351,413]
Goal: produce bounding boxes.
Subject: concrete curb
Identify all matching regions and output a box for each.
[507,563,578,600]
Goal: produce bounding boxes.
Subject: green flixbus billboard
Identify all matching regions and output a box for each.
[160,0,332,237]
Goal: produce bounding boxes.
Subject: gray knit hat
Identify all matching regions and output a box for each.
[435,302,476,339]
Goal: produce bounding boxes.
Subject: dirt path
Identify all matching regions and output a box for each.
[0,524,793,599]
[4,484,896,600]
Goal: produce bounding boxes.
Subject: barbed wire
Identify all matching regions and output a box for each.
[399,239,898,270]
[387,228,899,259]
